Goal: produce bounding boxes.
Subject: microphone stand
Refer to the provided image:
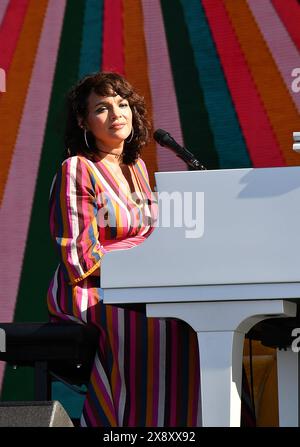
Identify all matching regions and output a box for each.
[153,129,207,170]
[175,146,207,170]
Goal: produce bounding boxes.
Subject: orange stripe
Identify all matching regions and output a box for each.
[123,0,158,188]
[90,373,117,426]
[72,285,81,319]
[224,0,300,166]
[187,329,197,426]
[105,306,118,396]
[145,318,154,426]
[0,0,49,205]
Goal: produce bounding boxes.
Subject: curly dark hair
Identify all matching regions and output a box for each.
[64,72,151,164]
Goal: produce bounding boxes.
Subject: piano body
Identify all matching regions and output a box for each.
[101,167,300,427]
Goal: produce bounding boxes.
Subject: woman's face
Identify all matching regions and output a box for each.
[84,91,133,149]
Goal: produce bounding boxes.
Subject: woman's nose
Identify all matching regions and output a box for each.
[111,105,121,119]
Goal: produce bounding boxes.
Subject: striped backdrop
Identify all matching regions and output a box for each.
[0,0,300,404]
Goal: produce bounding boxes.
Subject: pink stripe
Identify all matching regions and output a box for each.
[202,0,284,167]
[128,311,136,425]
[60,269,68,314]
[247,0,300,113]
[112,308,121,412]
[141,0,186,172]
[0,0,9,26]
[81,165,94,277]
[0,0,66,388]
[0,0,30,71]
[65,159,76,278]
[272,0,300,52]
[152,320,160,426]
[169,320,178,426]
[102,0,124,74]
[98,319,107,362]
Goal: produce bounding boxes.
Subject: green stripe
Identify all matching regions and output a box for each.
[79,0,104,77]
[181,0,251,168]
[1,0,86,401]
[160,0,219,169]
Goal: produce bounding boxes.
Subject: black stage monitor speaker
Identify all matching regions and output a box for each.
[0,401,74,427]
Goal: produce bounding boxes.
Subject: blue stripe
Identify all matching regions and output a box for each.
[79,0,104,78]
[180,0,251,168]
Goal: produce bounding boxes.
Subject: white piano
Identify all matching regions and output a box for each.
[102,167,300,427]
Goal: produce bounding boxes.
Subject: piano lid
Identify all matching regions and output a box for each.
[101,167,300,289]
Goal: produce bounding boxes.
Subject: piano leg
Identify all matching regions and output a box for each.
[277,348,299,427]
[147,299,296,427]
[196,330,244,426]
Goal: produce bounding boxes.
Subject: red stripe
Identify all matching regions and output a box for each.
[102,0,124,74]
[151,320,160,426]
[128,311,136,425]
[272,0,300,51]
[0,0,30,71]
[202,0,284,167]
[190,330,200,426]
[169,320,178,426]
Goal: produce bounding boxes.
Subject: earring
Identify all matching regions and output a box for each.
[84,129,90,149]
[126,127,134,143]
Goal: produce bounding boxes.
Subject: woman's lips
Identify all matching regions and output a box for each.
[110,123,125,129]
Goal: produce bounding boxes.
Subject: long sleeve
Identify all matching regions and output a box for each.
[49,156,105,284]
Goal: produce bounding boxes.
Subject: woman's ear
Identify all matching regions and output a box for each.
[77,117,85,130]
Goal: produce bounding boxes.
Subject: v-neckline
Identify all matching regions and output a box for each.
[99,158,143,204]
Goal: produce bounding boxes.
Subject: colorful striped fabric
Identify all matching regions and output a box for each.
[0,1,299,423]
[46,155,201,426]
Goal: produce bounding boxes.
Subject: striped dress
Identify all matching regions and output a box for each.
[47,155,201,427]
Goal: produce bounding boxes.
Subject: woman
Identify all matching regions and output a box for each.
[47,72,202,427]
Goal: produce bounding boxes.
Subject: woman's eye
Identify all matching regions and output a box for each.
[95,107,106,113]
[120,103,128,108]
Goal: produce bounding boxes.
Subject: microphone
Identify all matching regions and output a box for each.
[153,129,206,170]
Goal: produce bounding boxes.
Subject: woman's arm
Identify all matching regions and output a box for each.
[50,156,104,284]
